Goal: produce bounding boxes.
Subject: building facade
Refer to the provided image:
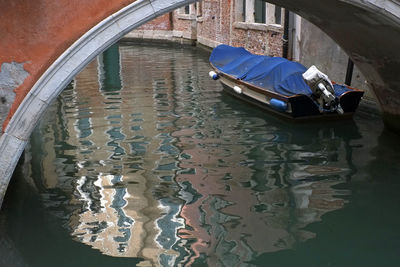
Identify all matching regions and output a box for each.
[126,0,377,105]
[128,0,285,57]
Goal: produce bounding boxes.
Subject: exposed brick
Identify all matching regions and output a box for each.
[137,14,172,31]
[131,0,284,56]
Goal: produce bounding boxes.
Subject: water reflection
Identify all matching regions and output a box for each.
[28,43,362,266]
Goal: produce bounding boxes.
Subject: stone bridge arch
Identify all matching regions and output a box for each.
[1,0,400,207]
[0,0,197,207]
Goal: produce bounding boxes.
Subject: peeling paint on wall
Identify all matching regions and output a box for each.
[0,62,29,130]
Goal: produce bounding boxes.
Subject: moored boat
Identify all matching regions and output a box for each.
[209,44,364,121]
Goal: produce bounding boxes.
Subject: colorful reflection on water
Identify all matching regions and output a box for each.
[2,43,400,267]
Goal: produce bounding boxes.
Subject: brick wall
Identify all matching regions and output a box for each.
[127,1,284,57]
[196,0,283,56]
[137,13,172,31]
[197,1,219,44]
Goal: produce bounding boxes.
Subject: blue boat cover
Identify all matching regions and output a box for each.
[210,44,349,97]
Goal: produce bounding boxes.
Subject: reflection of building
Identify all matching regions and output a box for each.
[67,45,181,263]
[30,44,358,266]
[171,114,351,265]
[31,45,182,265]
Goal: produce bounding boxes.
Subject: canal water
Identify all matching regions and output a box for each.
[1,43,400,267]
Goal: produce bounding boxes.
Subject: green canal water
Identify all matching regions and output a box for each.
[1,43,400,267]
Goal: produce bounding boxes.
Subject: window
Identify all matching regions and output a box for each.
[274,5,282,24]
[196,2,203,17]
[242,0,246,21]
[184,5,190,15]
[236,0,283,25]
[234,0,245,22]
[254,0,266,24]
[179,4,196,18]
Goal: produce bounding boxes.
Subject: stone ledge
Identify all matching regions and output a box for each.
[267,23,284,33]
[173,30,183,38]
[176,13,196,20]
[126,30,173,40]
[197,36,221,49]
[233,22,283,33]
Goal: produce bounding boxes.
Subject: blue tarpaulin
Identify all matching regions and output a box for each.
[210,44,349,97]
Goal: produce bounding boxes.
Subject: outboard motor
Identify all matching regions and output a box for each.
[302,65,344,114]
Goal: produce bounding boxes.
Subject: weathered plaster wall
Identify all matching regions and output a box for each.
[298,19,377,106]
[0,62,29,129]
[299,20,361,86]
[0,0,199,208]
[0,0,138,131]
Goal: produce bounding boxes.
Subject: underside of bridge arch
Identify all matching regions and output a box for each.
[0,0,197,208]
[265,0,400,129]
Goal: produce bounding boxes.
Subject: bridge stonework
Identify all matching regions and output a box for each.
[0,0,197,208]
[0,0,399,208]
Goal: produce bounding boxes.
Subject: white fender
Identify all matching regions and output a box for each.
[233,86,242,94]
